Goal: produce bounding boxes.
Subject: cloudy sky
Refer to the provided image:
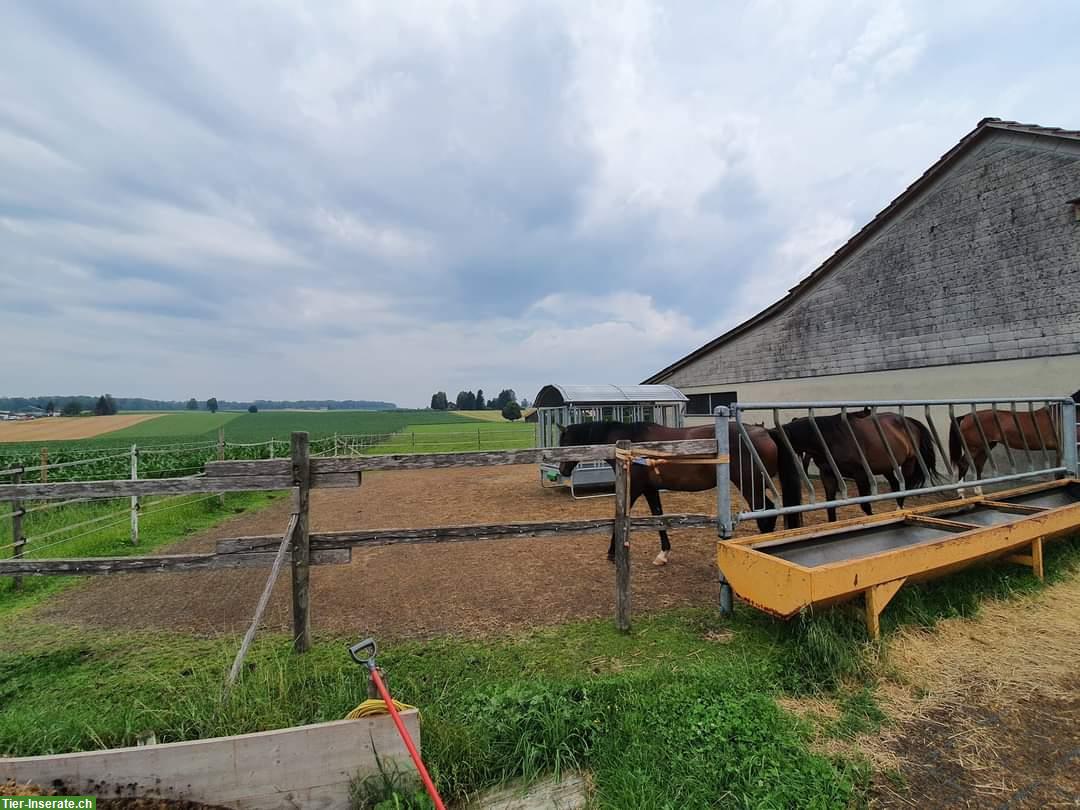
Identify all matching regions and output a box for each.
[1,1,1077,407]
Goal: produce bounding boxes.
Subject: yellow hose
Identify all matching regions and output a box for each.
[345,698,418,720]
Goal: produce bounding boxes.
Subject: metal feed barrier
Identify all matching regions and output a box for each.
[714,396,1079,536]
[711,396,1080,627]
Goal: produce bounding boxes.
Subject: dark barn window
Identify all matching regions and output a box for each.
[686,391,738,415]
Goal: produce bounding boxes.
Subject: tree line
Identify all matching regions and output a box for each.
[1,396,399,414]
[428,388,529,420]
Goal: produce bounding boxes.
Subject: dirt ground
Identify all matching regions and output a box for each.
[0,414,161,442]
[863,571,1080,808]
[37,463,904,637]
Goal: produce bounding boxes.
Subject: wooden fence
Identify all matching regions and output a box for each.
[0,432,721,645]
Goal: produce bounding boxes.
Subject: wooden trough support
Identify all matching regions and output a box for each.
[716,479,1080,638]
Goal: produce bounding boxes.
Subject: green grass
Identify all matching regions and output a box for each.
[3,537,1079,807]
[366,420,534,454]
[0,491,282,616]
[101,412,240,439]
[220,411,481,444]
[0,611,860,809]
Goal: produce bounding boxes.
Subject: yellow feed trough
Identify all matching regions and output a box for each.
[717,479,1080,637]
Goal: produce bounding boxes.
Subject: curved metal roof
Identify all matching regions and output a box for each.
[534,384,688,408]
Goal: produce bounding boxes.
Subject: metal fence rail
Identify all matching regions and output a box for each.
[714,396,1079,535]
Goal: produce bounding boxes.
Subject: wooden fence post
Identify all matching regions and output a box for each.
[613,439,632,633]
[11,469,24,591]
[130,444,139,545]
[40,448,48,483]
[290,432,312,653]
[218,428,226,507]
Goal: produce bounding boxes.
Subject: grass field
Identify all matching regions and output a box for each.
[3,538,1078,807]
[0,491,282,615]
[0,410,526,455]
[102,411,239,440]
[454,409,519,422]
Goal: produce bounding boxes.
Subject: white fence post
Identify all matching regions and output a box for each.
[130,443,139,546]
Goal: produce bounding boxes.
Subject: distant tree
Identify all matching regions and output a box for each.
[247,404,258,413]
[206,397,219,414]
[186,398,198,411]
[93,395,117,416]
[492,389,516,411]
[456,391,478,410]
[61,400,82,417]
[45,400,55,416]
[475,389,484,411]
[520,397,529,408]
[430,392,449,410]
[502,401,522,421]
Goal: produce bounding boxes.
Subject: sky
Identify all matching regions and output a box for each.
[1,1,1077,407]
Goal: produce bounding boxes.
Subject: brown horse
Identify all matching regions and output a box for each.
[776,410,944,522]
[557,421,801,565]
[948,391,1080,479]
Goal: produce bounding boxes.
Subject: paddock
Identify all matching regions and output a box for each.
[26,463,931,638]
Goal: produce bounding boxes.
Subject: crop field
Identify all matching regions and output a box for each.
[0,414,163,443]
[0,410,530,457]
[102,411,240,440]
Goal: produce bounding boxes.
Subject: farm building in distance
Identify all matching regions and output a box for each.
[644,118,1080,422]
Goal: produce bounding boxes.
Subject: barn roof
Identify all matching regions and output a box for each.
[643,118,1080,384]
[534,384,688,408]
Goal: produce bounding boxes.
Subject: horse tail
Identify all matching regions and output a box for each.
[769,427,804,529]
[911,419,944,485]
[948,417,964,475]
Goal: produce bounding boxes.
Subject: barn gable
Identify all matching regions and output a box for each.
[645,119,1080,391]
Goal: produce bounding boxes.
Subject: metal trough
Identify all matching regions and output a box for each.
[716,479,1080,637]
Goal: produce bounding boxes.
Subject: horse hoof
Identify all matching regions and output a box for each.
[653,551,670,566]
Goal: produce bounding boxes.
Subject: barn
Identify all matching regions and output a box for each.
[644,118,1080,423]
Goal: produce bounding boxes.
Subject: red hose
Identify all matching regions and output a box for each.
[368,666,447,810]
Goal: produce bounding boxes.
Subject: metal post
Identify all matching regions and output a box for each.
[1061,399,1078,477]
[715,406,734,616]
[130,444,139,546]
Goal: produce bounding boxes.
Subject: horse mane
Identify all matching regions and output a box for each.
[781,413,853,451]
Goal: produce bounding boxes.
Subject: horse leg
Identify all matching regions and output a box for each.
[821,468,840,522]
[853,472,874,516]
[735,471,777,533]
[642,486,672,566]
[884,472,903,510]
[972,447,991,497]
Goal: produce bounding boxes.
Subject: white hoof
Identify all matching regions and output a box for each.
[653,550,670,566]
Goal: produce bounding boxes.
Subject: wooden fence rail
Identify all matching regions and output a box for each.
[1,435,724,641]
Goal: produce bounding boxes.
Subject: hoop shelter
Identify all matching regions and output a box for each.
[534,384,688,496]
